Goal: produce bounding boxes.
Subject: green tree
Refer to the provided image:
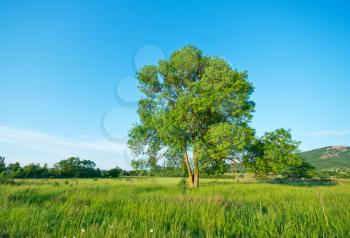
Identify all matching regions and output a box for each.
[105,166,124,178]
[23,163,49,178]
[244,128,312,177]
[0,156,5,173]
[7,162,24,178]
[283,160,315,179]
[128,46,255,187]
[54,157,101,178]
[55,157,81,177]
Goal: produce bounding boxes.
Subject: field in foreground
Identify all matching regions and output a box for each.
[1,178,350,237]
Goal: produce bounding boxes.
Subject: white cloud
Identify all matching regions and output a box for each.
[0,125,131,169]
[304,130,350,137]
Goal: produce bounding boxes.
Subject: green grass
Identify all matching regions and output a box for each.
[1,177,350,237]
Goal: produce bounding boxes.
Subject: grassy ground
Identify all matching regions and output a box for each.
[1,177,350,237]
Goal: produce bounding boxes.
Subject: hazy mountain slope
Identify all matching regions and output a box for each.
[302,145,350,170]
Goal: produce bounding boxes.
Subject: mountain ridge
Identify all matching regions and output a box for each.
[302,145,350,170]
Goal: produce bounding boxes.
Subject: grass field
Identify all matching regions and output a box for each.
[1,177,350,237]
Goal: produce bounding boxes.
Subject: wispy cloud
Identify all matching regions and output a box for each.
[304,130,350,137]
[0,125,130,169]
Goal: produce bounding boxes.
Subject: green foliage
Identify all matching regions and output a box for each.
[54,157,100,178]
[200,158,230,175]
[131,159,148,176]
[283,161,316,179]
[0,173,15,185]
[244,128,312,177]
[0,178,349,237]
[128,46,255,185]
[0,156,5,173]
[6,162,25,178]
[22,163,50,178]
[318,169,350,179]
[0,157,129,179]
[104,167,124,178]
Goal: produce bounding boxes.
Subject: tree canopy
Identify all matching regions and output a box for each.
[128,45,255,187]
[53,157,100,178]
[0,157,129,179]
[0,156,5,173]
[244,128,314,177]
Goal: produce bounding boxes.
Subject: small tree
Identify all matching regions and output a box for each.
[7,162,24,178]
[55,157,81,177]
[54,157,101,178]
[23,163,49,178]
[244,128,312,178]
[0,156,5,173]
[106,167,124,177]
[283,160,315,179]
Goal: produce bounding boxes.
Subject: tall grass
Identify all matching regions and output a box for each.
[0,177,349,237]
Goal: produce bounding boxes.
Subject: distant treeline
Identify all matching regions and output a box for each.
[0,156,184,179]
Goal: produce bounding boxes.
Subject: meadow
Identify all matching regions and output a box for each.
[1,177,350,238]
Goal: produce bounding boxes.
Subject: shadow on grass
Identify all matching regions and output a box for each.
[7,188,67,205]
[263,178,337,187]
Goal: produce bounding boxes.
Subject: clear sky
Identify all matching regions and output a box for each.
[1,0,350,169]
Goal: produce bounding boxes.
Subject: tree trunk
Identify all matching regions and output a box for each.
[183,150,194,186]
[193,167,199,187]
[193,147,199,187]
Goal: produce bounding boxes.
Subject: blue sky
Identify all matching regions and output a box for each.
[0,0,350,169]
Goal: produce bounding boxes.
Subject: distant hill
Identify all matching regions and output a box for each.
[302,145,350,170]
